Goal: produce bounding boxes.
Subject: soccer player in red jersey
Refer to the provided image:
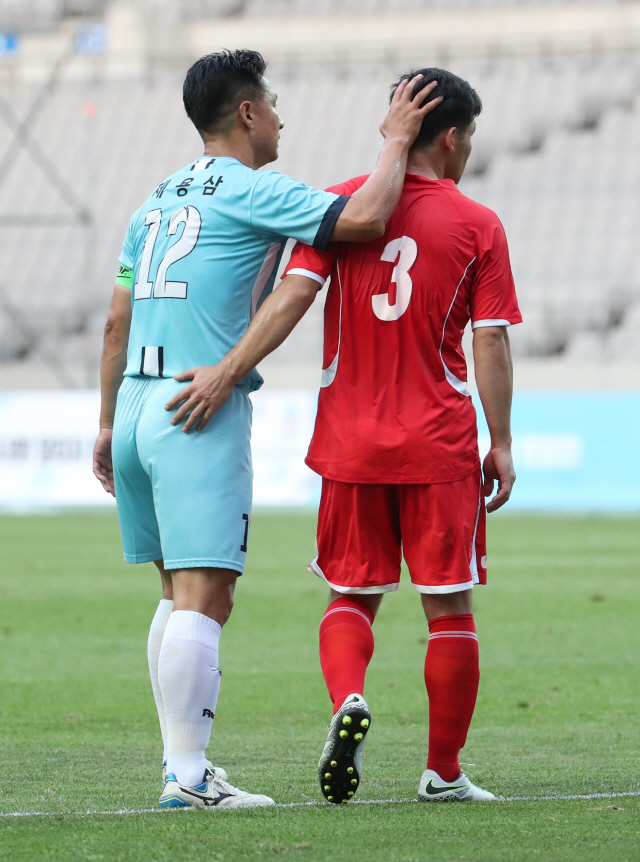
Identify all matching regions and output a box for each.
[183,68,521,804]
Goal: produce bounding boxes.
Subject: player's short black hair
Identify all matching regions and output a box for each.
[390,68,482,149]
[183,49,268,134]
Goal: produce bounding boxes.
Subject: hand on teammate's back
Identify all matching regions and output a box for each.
[379,76,442,146]
[165,365,235,433]
[482,446,516,512]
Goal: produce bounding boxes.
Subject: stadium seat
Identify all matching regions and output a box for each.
[0,27,638,371]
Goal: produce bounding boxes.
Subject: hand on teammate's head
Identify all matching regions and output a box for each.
[379,76,442,145]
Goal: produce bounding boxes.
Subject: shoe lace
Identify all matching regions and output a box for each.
[209,776,239,796]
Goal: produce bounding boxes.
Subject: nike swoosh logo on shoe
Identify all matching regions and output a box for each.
[422,780,466,796]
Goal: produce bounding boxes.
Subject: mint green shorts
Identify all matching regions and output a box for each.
[112,376,252,572]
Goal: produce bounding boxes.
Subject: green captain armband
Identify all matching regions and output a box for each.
[116,264,134,289]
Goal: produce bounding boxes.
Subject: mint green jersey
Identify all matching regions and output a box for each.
[118,156,347,391]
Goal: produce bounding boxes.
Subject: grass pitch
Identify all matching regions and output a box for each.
[0,511,639,861]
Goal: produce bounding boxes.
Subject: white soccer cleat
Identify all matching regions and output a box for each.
[161,759,227,788]
[318,693,371,804]
[418,768,496,802]
[159,764,274,809]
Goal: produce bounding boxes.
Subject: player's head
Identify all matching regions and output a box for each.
[183,49,283,166]
[390,68,481,183]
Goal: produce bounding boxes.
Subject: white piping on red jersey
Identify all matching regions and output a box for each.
[439,257,476,397]
[472,318,511,329]
[321,258,343,388]
[287,267,326,287]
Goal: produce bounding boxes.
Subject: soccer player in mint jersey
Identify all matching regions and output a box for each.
[188,68,521,804]
[93,49,441,809]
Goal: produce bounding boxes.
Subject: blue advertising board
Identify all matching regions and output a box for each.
[0,33,18,55]
[0,390,637,511]
[477,392,640,510]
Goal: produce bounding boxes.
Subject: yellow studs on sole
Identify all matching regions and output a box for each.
[324,773,331,779]
[351,779,358,786]
[339,730,349,739]
[354,733,363,741]
[342,715,352,726]
[347,767,354,774]
[360,719,370,728]
[347,791,354,797]
[331,761,337,767]
[324,785,331,792]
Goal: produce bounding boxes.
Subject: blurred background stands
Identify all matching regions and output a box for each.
[0,0,638,389]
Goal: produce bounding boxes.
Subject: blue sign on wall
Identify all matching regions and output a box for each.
[0,33,18,55]
[0,390,636,511]
[74,23,106,55]
[477,392,640,510]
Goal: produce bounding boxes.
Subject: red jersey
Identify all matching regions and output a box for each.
[284,173,521,484]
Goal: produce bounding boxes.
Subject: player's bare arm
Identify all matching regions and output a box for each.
[330,77,442,242]
[93,285,132,495]
[199,71,439,244]
[473,325,516,512]
[166,78,442,432]
[166,274,319,432]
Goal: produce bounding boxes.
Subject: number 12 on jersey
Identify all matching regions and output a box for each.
[134,206,202,301]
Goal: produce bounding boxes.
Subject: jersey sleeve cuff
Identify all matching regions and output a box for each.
[313,195,350,251]
[286,268,327,287]
[471,318,513,329]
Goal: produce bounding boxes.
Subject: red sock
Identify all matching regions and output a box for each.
[424,613,479,783]
[319,598,375,714]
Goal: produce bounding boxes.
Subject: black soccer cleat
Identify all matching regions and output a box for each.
[318,693,371,804]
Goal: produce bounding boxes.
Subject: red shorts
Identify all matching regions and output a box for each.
[310,471,486,595]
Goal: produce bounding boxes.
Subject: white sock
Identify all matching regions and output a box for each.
[147,599,173,762]
[159,610,222,788]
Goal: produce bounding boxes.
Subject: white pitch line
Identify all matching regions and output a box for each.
[1,791,639,818]
[499,791,640,803]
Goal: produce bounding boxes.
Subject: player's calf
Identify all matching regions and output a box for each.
[423,612,479,782]
[319,597,376,713]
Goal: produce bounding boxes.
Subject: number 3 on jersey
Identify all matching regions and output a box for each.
[134,206,202,300]
[372,236,418,321]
